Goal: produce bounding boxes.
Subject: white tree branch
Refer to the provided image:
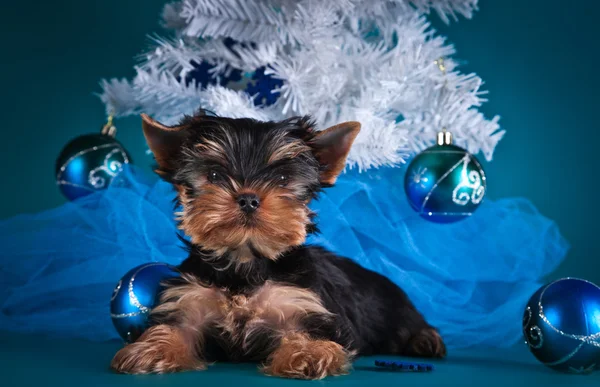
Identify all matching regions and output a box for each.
[100,0,501,170]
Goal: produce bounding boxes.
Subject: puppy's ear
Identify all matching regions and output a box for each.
[308,121,361,185]
[141,114,185,172]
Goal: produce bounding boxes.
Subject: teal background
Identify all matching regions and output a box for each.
[3,330,600,387]
[0,0,598,288]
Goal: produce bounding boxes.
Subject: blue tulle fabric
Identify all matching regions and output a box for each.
[0,165,568,349]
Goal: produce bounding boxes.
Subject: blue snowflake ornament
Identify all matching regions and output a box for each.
[244,67,283,106]
[183,60,242,89]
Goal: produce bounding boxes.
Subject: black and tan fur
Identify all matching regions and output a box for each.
[111,111,446,380]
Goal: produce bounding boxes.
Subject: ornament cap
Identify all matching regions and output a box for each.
[436,129,453,146]
[101,113,117,138]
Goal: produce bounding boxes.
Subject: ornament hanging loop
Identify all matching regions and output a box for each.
[434,58,453,144]
[434,57,447,75]
[101,112,117,138]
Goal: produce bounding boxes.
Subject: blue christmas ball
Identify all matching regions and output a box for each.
[244,66,283,106]
[55,133,131,201]
[523,278,600,374]
[184,59,242,88]
[110,263,180,343]
[403,137,486,223]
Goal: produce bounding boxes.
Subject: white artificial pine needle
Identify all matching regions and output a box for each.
[99,0,503,170]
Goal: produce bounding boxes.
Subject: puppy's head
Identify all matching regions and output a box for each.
[142,112,360,262]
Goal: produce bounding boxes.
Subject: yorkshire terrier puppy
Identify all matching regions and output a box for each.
[111,111,446,379]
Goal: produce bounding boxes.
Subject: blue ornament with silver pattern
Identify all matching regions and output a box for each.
[110,263,180,343]
[55,116,131,201]
[404,129,486,223]
[244,66,283,106]
[523,278,600,374]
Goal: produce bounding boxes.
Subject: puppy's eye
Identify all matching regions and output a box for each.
[208,171,224,183]
[278,174,289,187]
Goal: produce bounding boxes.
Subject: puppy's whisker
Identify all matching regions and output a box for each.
[276,196,297,201]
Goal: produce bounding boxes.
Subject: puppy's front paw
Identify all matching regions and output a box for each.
[110,325,205,374]
[407,327,446,358]
[263,333,352,380]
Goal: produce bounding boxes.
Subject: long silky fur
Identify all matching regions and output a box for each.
[110,112,446,379]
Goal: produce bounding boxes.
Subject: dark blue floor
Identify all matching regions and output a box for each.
[2,331,599,387]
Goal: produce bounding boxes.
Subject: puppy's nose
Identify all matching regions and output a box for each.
[237,193,260,213]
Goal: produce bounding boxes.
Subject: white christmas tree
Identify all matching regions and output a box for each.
[100,0,504,171]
